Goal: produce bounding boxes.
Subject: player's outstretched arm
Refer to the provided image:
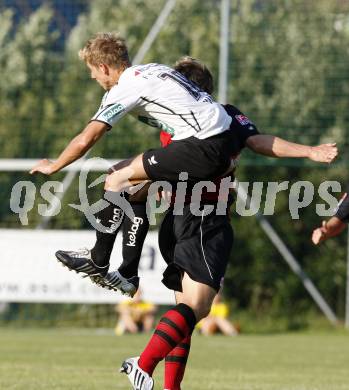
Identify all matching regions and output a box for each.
[30,121,109,175]
[312,218,347,244]
[246,135,338,163]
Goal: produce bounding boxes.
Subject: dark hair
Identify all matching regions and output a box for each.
[174,56,214,94]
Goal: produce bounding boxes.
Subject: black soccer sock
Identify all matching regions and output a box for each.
[91,191,124,267]
[118,202,149,278]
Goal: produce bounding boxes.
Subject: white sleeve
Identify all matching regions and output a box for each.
[91,70,142,127]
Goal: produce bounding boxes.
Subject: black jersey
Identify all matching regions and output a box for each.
[157,107,259,292]
[223,104,260,157]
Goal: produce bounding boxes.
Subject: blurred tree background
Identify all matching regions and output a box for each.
[1,0,349,329]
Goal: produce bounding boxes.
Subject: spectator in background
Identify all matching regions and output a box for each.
[312,185,349,244]
[198,292,239,336]
[115,289,157,336]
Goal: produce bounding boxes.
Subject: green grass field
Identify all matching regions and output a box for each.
[0,328,348,390]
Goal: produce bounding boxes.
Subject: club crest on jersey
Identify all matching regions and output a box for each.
[235,114,252,126]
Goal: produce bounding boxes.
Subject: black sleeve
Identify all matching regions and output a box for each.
[223,104,260,150]
[335,185,349,223]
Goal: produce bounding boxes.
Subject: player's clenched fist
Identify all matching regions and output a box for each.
[308,143,338,163]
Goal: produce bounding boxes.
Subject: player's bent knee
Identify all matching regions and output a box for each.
[183,301,212,322]
[105,172,124,192]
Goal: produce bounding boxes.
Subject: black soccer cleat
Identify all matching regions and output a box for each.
[90,270,139,297]
[55,248,109,278]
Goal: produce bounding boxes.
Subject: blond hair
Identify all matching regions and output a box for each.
[79,32,130,69]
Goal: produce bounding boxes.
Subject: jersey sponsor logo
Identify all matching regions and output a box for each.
[138,116,175,135]
[148,156,158,165]
[126,217,144,247]
[235,114,252,126]
[100,103,125,123]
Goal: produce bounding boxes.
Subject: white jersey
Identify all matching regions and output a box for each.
[91,63,231,140]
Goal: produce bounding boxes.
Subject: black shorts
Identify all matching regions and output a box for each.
[158,203,234,292]
[143,130,235,182]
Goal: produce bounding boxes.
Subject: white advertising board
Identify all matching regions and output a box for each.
[0,229,174,304]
